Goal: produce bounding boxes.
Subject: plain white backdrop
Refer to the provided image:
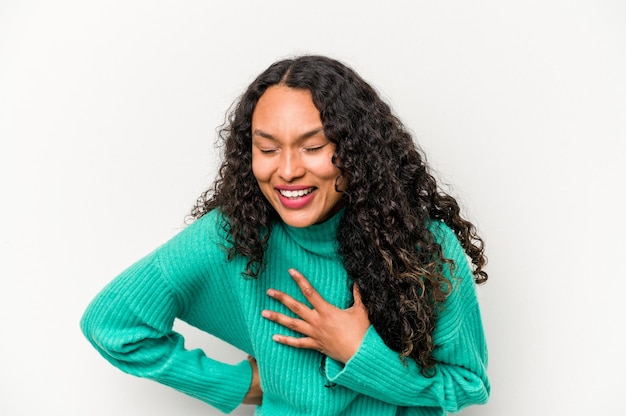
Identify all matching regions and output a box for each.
[1,1,625,415]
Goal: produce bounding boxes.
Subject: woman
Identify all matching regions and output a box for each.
[81,55,490,415]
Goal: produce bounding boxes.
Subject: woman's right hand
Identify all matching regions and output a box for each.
[243,355,263,405]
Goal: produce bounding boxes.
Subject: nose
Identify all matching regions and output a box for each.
[278,149,305,182]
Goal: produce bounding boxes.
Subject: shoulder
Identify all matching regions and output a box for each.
[152,209,235,295]
[158,209,233,262]
[427,220,475,293]
[427,220,464,261]
[179,209,233,244]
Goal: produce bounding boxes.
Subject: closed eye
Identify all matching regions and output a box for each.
[253,142,278,154]
[304,144,327,153]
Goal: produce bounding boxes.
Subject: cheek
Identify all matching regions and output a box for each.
[316,160,346,193]
[309,154,341,181]
[251,156,270,183]
[315,162,343,185]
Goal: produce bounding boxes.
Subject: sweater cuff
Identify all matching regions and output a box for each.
[324,325,429,405]
[211,359,254,414]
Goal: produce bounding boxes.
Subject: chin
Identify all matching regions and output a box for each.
[282,219,316,228]
[279,212,319,228]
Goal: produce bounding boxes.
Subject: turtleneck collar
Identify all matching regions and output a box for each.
[276,208,344,258]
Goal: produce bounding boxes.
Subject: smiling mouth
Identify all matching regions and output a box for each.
[278,188,315,199]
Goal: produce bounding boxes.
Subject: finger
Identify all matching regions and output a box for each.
[288,268,327,309]
[271,333,321,352]
[352,284,366,308]
[262,309,313,336]
[352,284,361,303]
[266,288,315,321]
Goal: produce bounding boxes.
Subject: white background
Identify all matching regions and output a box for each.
[1,1,625,415]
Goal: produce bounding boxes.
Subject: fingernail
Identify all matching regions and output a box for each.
[267,289,276,297]
[261,310,270,318]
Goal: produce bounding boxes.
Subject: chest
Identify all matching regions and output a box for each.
[240,246,352,404]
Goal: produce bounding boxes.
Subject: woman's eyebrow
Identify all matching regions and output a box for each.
[298,127,325,140]
[252,129,275,140]
[252,127,325,141]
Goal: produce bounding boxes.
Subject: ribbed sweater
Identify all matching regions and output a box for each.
[81,209,489,415]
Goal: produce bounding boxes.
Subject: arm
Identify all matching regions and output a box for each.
[324,222,489,412]
[80,213,253,413]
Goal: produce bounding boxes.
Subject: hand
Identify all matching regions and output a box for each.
[262,268,370,364]
[242,356,263,405]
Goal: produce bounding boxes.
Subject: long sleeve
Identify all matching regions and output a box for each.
[80,214,253,414]
[324,221,489,412]
[82,209,489,415]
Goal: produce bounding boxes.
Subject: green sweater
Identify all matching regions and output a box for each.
[81,209,489,415]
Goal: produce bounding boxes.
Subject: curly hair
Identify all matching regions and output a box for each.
[191,55,487,375]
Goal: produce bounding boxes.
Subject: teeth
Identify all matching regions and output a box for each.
[279,188,314,198]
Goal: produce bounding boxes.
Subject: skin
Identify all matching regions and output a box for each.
[243,86,371,404]
[242,356,262,405]
[263,268,370,364]
[251,85,346,228]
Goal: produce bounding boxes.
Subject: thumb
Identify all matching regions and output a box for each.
[352,284,364,306]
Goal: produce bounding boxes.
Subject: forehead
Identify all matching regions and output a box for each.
[252,86,321,130]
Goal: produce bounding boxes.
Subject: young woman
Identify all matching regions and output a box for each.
[81,55,490,415]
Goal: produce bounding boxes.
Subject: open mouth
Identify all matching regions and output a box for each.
[278,187,315,199]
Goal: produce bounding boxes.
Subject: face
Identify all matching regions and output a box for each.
[251,86,345,228]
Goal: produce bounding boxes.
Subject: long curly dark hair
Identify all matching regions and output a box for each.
[191,55,487,375]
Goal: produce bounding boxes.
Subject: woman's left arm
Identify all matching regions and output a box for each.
[323,262,490,412]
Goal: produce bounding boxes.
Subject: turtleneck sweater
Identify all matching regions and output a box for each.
[81,209,489,415]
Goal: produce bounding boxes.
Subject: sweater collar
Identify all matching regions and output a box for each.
[277,209,344,258]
